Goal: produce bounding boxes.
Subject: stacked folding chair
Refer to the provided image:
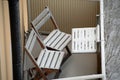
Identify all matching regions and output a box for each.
[24,7,71,80]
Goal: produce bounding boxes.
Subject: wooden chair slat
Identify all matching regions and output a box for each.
[32,8,49,26]
[25,30,35,49]
[37,50,45,66]
[50,32,65,48]
[45,51,55,68]
[40,50,50,68]
[29,35,36,52]
[44,30,58,44]
[45,30,61,46]
[59,35,71,50]
[35,13,51,30]
[54,34,70,50]
[55,52,64,69]
[50,51,59,69]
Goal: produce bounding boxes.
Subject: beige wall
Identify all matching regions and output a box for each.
[0,0,12,80]
[19,0,28,67]
[28,0,99,33]
[0,0,28,80]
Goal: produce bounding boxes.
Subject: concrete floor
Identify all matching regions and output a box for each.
[59,53,98,78]
[57,43,98,79]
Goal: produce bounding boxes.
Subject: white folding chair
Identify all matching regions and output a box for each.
[72,27,100,53]
[31,7,72,63]
[25,29,65,80]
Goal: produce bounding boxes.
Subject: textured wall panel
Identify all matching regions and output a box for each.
[104,0,120,80]
[28,0,99,33]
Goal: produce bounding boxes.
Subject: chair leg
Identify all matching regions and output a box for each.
[34,68,48,80]
[34,72,48,80]
[44,69,54,76]
[28,67,37,79]
[54,69,61,79]
[66,46,71,55]
[62,46,72,65]
[33,73,41,80]
[28,68,46,80]
[40,69,61,79]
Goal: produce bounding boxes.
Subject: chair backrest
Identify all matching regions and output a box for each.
[72,27,99,53]
[25,29,45,69]
[30,7,71,59]
[31,6,59,31]
[25,29,48,79]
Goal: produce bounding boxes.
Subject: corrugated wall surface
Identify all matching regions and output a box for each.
[28,0,99,33]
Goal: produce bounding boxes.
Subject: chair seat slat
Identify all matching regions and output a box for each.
[45,51,55,68]
[45,30,61,46]
[40,50,49,68]
[37,50,45,66]
[59,35,71,50]
[44,30,58,44]
[50,32,65,48]
[54,34,70,50]
[50,51,59,69]
[55,52,64,69]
